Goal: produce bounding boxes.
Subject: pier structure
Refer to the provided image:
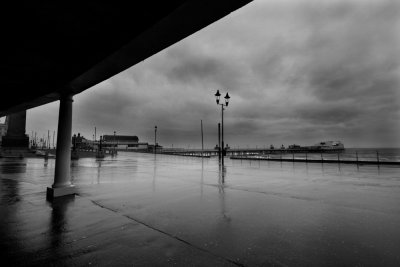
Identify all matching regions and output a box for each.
[159,147,400,166]
[229,155,400,166]
[161,147,345,156]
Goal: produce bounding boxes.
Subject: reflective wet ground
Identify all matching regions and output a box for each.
[1,152,400,266]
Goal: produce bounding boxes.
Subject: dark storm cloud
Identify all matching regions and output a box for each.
[27,0,400,148]
[294,103,361,125]
[303,2,399,103]
[165,47,223,84]
[160,44,247,94]
[291,0,400,135]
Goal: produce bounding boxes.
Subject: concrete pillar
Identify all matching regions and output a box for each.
[47,94,75,200]
[2,111,29,148]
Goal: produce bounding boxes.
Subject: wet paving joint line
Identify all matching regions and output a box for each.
[123,213,247,267]
[87,199,119,213]
[88,198,246,267]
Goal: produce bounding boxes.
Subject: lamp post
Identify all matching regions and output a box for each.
[113,131,116,154]
[214,90,230,166]
[154,126,157,154]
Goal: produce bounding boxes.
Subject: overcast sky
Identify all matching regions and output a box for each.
[17,0,400,148]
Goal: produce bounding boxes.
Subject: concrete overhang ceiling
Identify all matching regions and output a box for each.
[0,0,252,116]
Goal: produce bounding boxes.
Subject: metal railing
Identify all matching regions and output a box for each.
[230,151,400,166]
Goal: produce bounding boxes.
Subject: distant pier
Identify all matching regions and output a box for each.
[159,147,346,157]
[154,148,400,166]
[230,156,400,166]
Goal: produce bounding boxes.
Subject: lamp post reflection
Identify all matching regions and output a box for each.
[218,164,231,222]
[153,153,157,192]
[200,158,204,198]
[96,159,102,184]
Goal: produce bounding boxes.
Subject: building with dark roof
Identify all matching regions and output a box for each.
[103,135,138,143]
[101,135,148,150]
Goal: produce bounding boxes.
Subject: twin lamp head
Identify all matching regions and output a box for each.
[214,90,230,106]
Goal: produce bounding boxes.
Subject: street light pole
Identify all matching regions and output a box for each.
[154,126,157,154]
[214,90,230,166]
[113,131,116,154]
[221,103,224,165]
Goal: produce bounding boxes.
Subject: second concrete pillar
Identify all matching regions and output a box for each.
[47,94,75,199]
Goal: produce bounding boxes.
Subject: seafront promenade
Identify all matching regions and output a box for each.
[1,152,399,266]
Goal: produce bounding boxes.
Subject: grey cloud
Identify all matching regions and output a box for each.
[165,50,222,84]
[294,103,361,125]
[162,44,248,94]
[25,0,400,148]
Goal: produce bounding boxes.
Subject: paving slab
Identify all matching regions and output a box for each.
[1,153,400,266]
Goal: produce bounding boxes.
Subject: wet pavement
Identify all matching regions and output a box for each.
[1,152,400,266]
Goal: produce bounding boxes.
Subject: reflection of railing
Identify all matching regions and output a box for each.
[230,151,400,166]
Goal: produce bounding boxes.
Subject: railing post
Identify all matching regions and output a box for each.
[376,151,380,165]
